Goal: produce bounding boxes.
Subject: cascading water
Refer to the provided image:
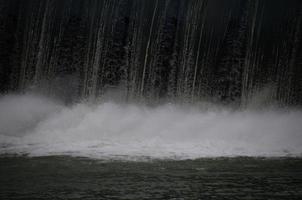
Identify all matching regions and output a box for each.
[0,0,301,105]
[0,0,302,159]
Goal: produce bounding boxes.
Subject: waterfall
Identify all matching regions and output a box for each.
[0,0,301,106]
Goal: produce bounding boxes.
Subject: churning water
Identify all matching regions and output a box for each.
[0,94,301,160]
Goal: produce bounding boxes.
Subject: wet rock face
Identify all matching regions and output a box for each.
[0,0,301,105]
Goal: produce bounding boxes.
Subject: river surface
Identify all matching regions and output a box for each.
[1,156,302,200]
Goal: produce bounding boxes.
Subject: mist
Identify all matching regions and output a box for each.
[1,93,301,160]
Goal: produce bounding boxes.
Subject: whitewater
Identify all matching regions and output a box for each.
[0,93,302,160]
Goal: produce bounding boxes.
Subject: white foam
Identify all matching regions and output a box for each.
[0,94,302,160]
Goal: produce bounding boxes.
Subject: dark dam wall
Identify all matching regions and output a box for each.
[0,0,301,105]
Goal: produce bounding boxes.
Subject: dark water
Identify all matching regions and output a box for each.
[1,156,302,199]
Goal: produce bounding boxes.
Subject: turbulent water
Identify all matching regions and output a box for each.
[0,94,301,160]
